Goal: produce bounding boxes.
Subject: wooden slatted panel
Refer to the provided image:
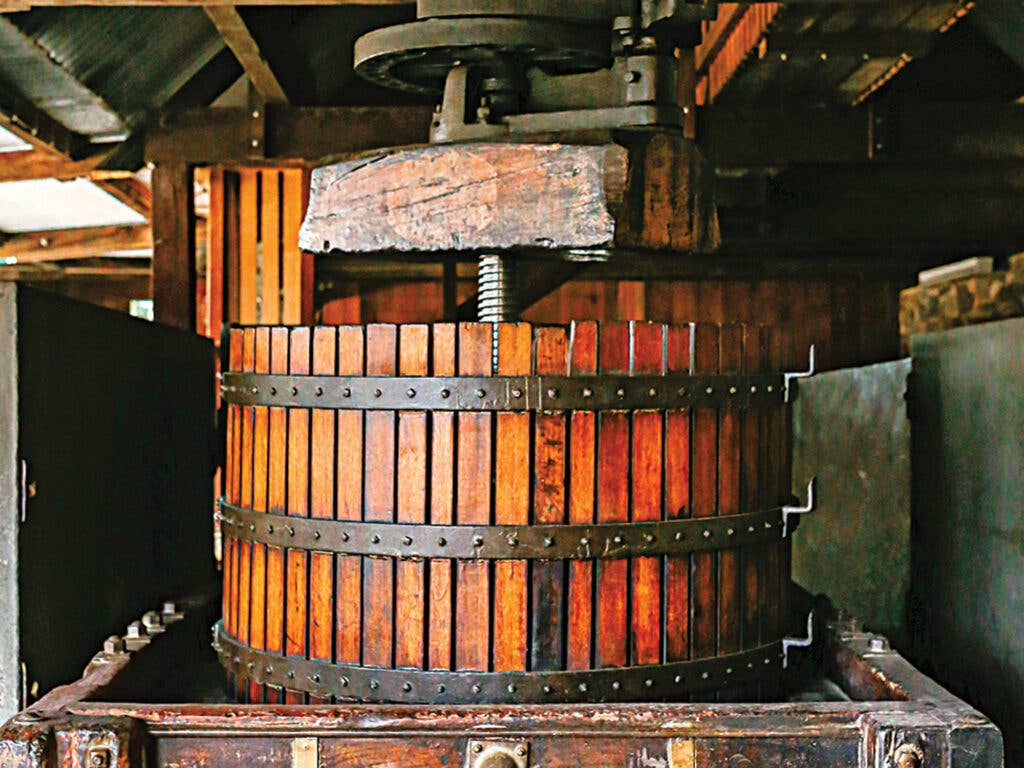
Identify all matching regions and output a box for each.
[363,325,397,669]
[396,324,429,670]
[249,326,270,704]
[493,323,531,671]
[335,326,364,669]
[261,171,281,326]
[265,327,289,703]
[237,329,255,660]
[238,170,258,324]
[225,328,243,641]
[285,327,310,703]
[309,326,336,703]
[455,323,492,671]
[567,321,598,670]
[664,323,692,663]
[531,326,569,671]
[205,168,225,340]
[282,169,305,324]
[428,324,456,670]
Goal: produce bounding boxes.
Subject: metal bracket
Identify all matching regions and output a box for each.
[784,344,816,403]
[782,611,814,669]
[782,477,816,537]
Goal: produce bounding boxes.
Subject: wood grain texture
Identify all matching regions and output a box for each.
[665,323,692,662]
[238,169,258,324]
[249,327,270,703]
[260,171,282,325]
[310,327,336,695]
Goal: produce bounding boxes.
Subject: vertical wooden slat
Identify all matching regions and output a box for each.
[532,325,569,671]
[152,161,196,330]
[248,326,270,703]
[264,327,289,703]
[493,323,531,671]
[285,327,310,703]
[309,326,336,702]
[718,324,743,664]
[335,326,364,667]
[691,323,720,661]
[595,321,630,668]
[225,329,243,640]
[205,167,225,341]
[261,170,281,325]
[567,320,597,670]
[665,323,692,662]
[238,169,258,324]
[455,322,493,671]
[428,324,456,670]
[237,329,255,663]
[282,169,304,324]
[630,322,663,665]
[223,171,242,324]
[363,324,397,668]
[396,324,429,669]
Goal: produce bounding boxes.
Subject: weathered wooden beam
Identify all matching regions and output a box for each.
[93,176,152,217]
[145,105,432,165]
[151,162,196,330]
[203,6,289,104]
[765,31,934,59]
[0,224,151,264]
[0,149,117,182]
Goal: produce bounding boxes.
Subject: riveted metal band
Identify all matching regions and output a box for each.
[220,372,789,411]
[214,622,783,703]
[218,500,788,560]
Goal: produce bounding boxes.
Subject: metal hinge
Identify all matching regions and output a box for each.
[782,477,817,537]
[784,344,816,403]
[782,611,814,669]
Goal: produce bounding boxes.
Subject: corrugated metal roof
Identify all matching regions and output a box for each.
[0,178,146,233]
[0,126,30,153]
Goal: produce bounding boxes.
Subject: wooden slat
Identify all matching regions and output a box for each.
[531,325,569,671]
[205,168,225,341]
[248,326,270,703]
[225,329,243,640]
[691,323,720,661]
[335,326,364,667]
[718,324,744,664]
[630,322,663,666]
[203,6,289,104]
[238,169,258,324]
[281,169,304,324]
[261,170,281,325]
[237,328,256,660]
[595,322,630,668]
[285,327,310,703]
[455,322,492,671]
[396,324,429,669]
[428,324,456,670]
[493,323,531,671]
[309,327,336,701]
[363,324,397,669]
[665,323,692,662]
[567,320,597,670]
[264,327,289,703]
[0,224,153,265]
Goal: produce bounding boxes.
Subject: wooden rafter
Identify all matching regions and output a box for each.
[93,176,152,217]
[0,148,118,183]
[0,224,152,264]
[203,6,289,104]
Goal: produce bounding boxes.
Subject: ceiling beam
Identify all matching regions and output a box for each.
[0,224,152,264]
[0,148,120,182]
[203,6,289,104]
[0,89,85,158]
[93,176,152,217]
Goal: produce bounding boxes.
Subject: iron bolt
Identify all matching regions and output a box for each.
[473,744,484,754]
[894,744,923,768]
[126,621,145,639]
[88,750,110,768]
[103,635,125,654]
[511,388,523,398]
[547,388,559,398]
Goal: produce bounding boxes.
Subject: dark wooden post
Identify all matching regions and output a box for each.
[151,161,197,330]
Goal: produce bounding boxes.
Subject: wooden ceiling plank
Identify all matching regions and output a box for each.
[0,224,152,264]
[203,6,289,104]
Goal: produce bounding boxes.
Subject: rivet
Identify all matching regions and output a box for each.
[441,389,451,399]
[403,536,413,545]
[437,537,447,546]
[511,388,523,398]
[767,385,774,392]
[747,662,754,669]
[249,523,256,532]
[727,667,733,674]
[270,387,278,396]
[473,744,484,754]
[616,388,626,399]
[583,387,593,398]
[476,389,486,398]
[437,684,446,693]
[578,682,588,692]
[644,679,653,687]
[265,665,274,674]
[727,528,735,536]
[407,388,416,398]
[374,388,382,398]
[703,529,711,538]
[677,387,687,397]
[291,387,299,396]
[701,672,708,679]
[371,534,381,543]
[644,534,654,543]
[472,684,482,694]
[612,681,621,690]
[341,531,349,542]
[674,675,682,684]
[729,386,737,395]
[311,673,320,683]
[765,521,773,529]
[543,537,554,547]
[580,537,590,546]
[403,682,412,692]
[675,531,684,541]
[764,658,771,664]
[473,535,484,547]
[288,526,295,536]
[748,526,755,533]
[340,676,349,686]
[287,670,295,679]
[508,536,518,547]
[613,535,623,544]
[516,747,528,757]
[547,387,559,398]
[315,386,323,397]
[705,387,714,395]
[751,386,758,393]
[267,524,274,533]
[543,685,552,694]
[507,684,516,693]
[370,680,379,690]
[648,387,657,397]
[343,387,352,397]
[314,530,321,540]
[248,661,255,670]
